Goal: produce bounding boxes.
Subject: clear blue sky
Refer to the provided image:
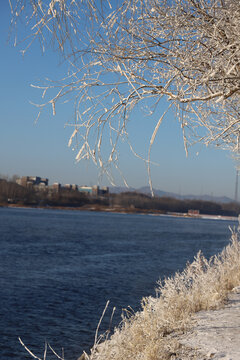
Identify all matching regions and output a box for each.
[0,2,237,198]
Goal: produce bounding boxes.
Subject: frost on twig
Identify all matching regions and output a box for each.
[18,300,117,360]
[19,337,65,360]
[10,0,240,189]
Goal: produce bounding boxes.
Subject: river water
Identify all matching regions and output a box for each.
[0,207,237,359]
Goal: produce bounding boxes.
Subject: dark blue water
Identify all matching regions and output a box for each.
[0,207,237,359]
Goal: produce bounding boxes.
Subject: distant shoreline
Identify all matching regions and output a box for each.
[2,203,238,221]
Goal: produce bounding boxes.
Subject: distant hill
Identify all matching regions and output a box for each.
[110,186,136,194]
[110,186,233,204]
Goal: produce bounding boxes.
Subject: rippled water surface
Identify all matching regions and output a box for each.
[0,207,237,359]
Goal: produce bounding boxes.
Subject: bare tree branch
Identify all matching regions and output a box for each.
[9,0,240,188]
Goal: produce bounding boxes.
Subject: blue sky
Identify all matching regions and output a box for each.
[0,2,237,198]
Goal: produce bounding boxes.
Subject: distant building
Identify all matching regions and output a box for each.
[188,209,200,216]
[36,182,48,191]
[64,184,72,191]
[99,186,109,196]
[16,176,48,188]
[92,185,99,196]
[50,183,61,192]
[78,185,109,196]
[78,186,93,194]
[15,176,109,196]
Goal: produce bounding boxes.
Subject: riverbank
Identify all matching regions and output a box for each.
[79,231,240,360]
[3,203,238,222]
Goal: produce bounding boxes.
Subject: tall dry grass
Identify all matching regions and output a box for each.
[21,225,240,360]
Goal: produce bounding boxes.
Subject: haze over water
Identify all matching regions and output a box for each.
[0,207,236,359]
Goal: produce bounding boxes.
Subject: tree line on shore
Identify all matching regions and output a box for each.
[0,178,240,216]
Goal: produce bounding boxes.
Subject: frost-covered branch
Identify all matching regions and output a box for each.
[9,0,240,187]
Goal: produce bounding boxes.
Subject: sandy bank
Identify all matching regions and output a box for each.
[180,287,240,359]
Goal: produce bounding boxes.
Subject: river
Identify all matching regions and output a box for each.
[0,207,237,359]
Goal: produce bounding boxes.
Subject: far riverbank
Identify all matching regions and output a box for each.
[1,179,240,217]
[2,202,238,222]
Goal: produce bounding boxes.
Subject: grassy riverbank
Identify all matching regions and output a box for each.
[83,228,240,360]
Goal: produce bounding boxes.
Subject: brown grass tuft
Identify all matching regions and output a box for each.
[86,227,240,360]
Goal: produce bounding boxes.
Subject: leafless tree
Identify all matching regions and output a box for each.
[9,0,240,193]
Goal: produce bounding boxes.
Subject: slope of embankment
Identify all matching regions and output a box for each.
[81,229,240,360]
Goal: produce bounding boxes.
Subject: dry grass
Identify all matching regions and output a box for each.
[20,225,240,360]
[85,226,240,360]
